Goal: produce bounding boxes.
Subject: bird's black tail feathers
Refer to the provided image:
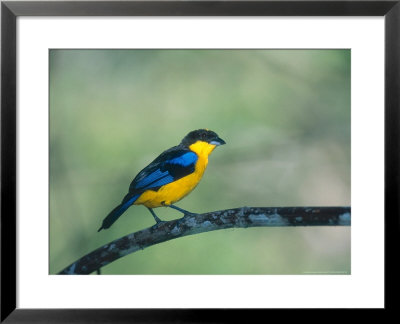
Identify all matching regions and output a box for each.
[97,194,139,232]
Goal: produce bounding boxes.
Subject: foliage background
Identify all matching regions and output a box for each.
[50,49,350,274]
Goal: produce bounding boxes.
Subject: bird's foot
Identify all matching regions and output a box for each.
[147,207,165,226]
[152,221,166,230]
[154,216,163,224]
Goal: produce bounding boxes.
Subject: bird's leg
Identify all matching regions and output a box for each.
[167,204,198,217]
[147,207,163,224]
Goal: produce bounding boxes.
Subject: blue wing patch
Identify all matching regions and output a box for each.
[145,175,175,188]
[168,152,198,167]
[135,169,170,189]
[131,150,198,192]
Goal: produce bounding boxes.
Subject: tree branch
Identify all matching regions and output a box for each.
[58,206,351,275]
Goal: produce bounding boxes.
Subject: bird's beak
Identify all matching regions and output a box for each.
[209,137,226,146]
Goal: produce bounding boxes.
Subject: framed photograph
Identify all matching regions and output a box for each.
[1,0,398,321]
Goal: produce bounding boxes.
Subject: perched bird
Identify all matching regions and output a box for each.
[98,129,226,231]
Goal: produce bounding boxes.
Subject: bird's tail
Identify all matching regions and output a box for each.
[97,194,139,232]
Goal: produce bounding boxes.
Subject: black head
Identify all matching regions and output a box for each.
[180,129,226,147]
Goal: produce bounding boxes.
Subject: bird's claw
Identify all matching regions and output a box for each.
[152,220,166,229]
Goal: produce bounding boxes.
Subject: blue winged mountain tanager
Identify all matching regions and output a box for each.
[98,129,226,231]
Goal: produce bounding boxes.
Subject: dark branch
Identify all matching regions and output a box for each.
[58,206,351,275]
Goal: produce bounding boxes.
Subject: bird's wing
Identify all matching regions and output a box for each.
[127,147,198,196]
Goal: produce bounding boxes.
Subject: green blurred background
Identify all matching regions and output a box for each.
[50,49,350,274]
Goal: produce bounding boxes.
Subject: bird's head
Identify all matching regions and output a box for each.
[181,129,226,155]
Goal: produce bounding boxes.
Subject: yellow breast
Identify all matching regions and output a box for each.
[134,141,216,208]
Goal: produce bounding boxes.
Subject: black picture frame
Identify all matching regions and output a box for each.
[1,0,398,321]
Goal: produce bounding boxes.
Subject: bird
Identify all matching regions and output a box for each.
[98,129,226,231]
